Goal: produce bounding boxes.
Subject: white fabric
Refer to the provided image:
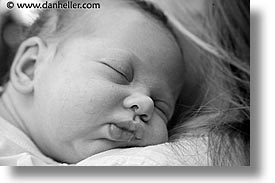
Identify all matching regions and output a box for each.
[0,116,59,166]
[77,142,209,166]
[77,144,183,166]
[0,115,209,166]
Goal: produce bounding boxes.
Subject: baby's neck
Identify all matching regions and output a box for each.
[0,87,29,135]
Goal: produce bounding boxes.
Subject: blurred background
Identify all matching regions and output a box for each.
[0,0,54,85]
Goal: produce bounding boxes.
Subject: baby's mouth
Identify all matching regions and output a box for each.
[108,120,145,142]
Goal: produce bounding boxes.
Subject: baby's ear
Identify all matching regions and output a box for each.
[10,37,47,94]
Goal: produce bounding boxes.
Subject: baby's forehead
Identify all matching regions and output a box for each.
[53,0,177,45]
[51,1,183,78]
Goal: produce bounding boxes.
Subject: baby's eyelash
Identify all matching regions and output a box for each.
[100,62,130,82]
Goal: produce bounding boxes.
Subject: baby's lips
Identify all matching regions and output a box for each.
[109,124,134,142]
[109,120,145,142]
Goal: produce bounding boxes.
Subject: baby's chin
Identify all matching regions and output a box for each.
[51,140,139,164]
[51,140,119,164]
[52,136,168,164]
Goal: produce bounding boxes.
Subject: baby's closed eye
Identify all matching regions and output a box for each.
[98,59,133,84]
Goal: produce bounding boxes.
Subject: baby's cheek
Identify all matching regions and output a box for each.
[154,122,169,143]
[143,118,168,145]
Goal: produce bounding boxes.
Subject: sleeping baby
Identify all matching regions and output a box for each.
[0,0,250,166]
[0,0,186,164]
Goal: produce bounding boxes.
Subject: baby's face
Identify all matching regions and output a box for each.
[28,4,184,163]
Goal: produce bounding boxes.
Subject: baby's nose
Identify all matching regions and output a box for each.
[123,93,154,122]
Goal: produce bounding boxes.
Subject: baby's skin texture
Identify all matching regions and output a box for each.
[0,1,184,163]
